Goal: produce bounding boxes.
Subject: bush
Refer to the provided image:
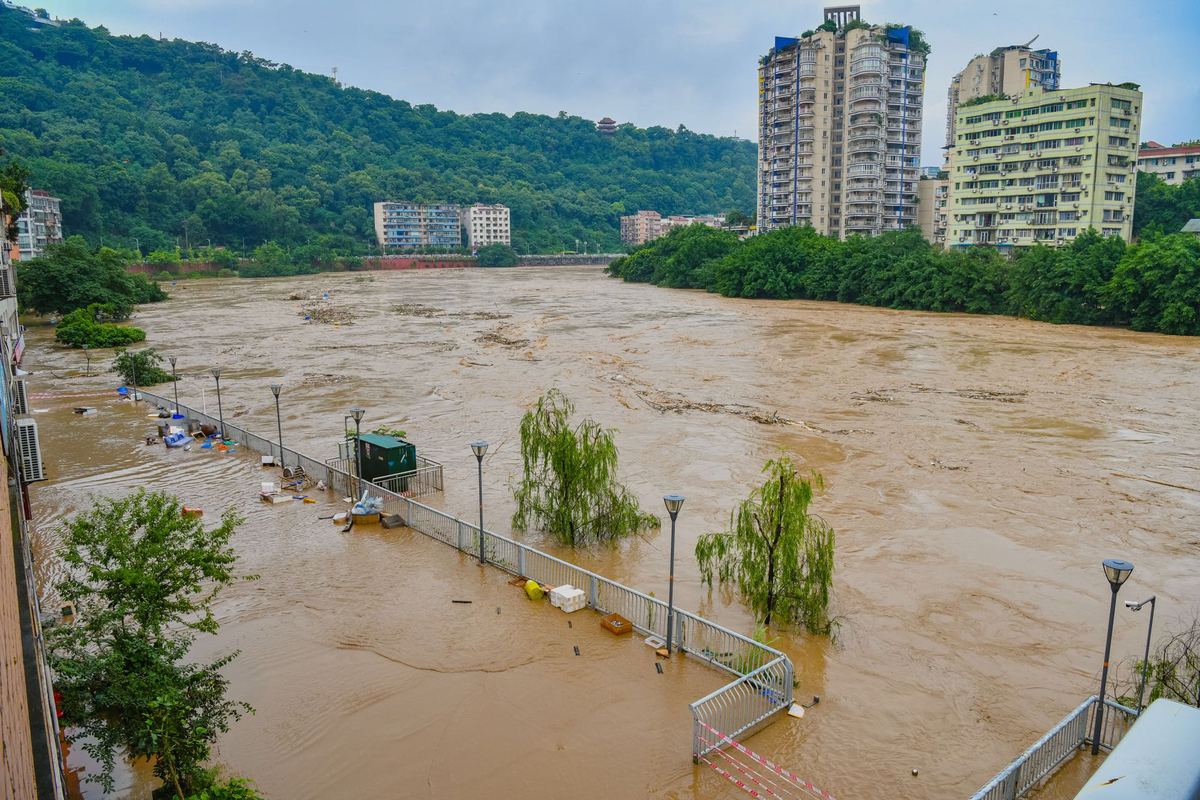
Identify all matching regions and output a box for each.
[476,243,519,267]
[55,305,146,348]
[112,348,174,386]
[17,237,168,317]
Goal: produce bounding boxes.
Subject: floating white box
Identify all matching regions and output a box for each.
[261,482,276,494]
[261,493,291,504]
[261,455,276,466]
[548,585,576,609]
[558,588,586,613]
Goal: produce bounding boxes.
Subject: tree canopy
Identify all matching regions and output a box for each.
[0,6,755,255]
[16,236,166,317]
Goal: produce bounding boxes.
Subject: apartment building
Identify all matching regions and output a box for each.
[1137,141,1200,185]
[372,202,461,250]
[757,6,925,238]
[466,204,511,249]
[946,83,1142,249]
[946,44,1060,150]
[619,210,728,246]
[15,190,62,261]
[917,175,949,247]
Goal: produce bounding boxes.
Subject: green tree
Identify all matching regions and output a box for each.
[112,347,174,386]
[55,304,146,348]
[695,457,835,632]
[47,491,252,796]
[16,237,167,318]
[512,389,658,546]
[1105,233,1200,334]
[475,243,519,267]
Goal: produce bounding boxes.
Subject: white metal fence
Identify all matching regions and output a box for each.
[138,390,794,760]
[969,696,1138,800]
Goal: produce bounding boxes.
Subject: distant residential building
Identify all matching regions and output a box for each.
[946,83,1142,249]
[15,189,62,261]
[1137,141,1200,185]
[466,204,511,249]
[946,44,1060,150]
[596,117,618,134]
[757,7,926,238]
[620,210,729,246]
[917,176,949,247]
[373,202,461,250]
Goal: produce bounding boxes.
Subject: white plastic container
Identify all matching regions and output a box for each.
[261,481,276,495]
[559,587,587,613]
[549,585,576,609]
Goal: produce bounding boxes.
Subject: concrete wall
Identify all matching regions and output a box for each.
[0,457,38,800]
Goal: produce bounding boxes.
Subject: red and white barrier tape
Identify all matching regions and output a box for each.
[709,746,806,800]
[699,720,836,800]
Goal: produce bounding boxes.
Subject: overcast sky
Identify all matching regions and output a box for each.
[37,0,1200,164]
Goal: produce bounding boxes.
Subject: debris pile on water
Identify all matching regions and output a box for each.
[475,329,530,348]
[300,372,351,387]
[392,303,444,317]
[301,304,356,325]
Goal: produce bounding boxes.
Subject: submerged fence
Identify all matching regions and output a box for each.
[969,696,1138,800]
[137,390,793,760]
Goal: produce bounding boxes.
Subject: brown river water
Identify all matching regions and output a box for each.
[23,266,1200,799]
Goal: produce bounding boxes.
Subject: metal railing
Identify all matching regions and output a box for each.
[969,696,1138,800]
[137,390,794,760]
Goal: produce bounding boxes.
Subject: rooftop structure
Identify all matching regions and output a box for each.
[757,7,926,238]
[596,116,618,134]
[946,43,1060,151]
[946,83,1142,249]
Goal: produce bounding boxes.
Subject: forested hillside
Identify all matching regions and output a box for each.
[0,7,756,254]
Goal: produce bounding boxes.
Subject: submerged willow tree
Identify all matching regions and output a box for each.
[512,389,658,546]
[696,457,835,632]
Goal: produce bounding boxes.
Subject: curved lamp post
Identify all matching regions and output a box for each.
[82,344,91,377]
[663,494,685,655]
[349,407,365,496]
[210,367,224,439]
[168,355,179,414]
[470,441,489,565]
[270,384,284,468]
[1092,558,1134,754]
[1125,595,1156,715]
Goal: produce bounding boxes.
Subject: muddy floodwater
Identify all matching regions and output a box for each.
[25,266,1200,799]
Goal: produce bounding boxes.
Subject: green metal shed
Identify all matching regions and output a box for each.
[355,433,417,483]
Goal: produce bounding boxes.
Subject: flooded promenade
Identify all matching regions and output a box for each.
[25,266,1200,798]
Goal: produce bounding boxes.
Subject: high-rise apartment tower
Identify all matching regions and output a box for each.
[757,6,926,238]
[945,43,1060,150]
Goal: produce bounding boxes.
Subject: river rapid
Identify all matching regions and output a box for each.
[25,266,1200,798]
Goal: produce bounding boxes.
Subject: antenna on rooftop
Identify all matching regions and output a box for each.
[331,66,340,86]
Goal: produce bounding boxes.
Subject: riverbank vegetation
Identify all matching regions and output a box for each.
[0,6,753,255]
[512,389,658,546]
[47,490,260,799]
[111,348,174,386]
[54,304,146,348]
[17,236,166,322]
[607,224,1200,335]
[696,458,835,633]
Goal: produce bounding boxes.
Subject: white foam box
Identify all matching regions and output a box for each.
[548,585,576,609]
[261,455,276,466]
[261,493,291,504]
[261,482,276,494]
[558,587,587,614]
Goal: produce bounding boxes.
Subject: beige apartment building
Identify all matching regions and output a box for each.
[466,204,511,249]
[945,44,1060,150]
[757,6,925,238]
[619,210,727,246]
[1137,141,1200,185]
[946,83,1142,250]
[917,175,949,247]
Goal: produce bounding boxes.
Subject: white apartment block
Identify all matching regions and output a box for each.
[466,204,511,249]
[1137,141,1200,186]
[758,6,926,238]
[15,189,62,261]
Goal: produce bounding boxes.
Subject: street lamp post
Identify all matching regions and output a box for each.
[271,384,284,468]
[82,344,90,377]
[470,441,488,565]
[663,494,685,656]
[1125,596,1156,715]
[131,350,139,402]
[211,368,225,439]
[168,356,179,415]
[350,408,365,496]
[1092,558,1134,754]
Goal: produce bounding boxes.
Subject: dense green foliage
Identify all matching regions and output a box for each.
[16,236,166,317]
[47,491,252,797]
[1133,173,1200,237]
[0,7,755,255]
[475,243,519,267]
[512,389,658,546]
[112,347,174,386]
[960,93,1009,107]
[55,303,146,348]
[696,458,835,632]
[608,224,1200,335]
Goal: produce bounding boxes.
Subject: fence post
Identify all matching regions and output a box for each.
[457,521,465,552]
[588,575,598,609]
[404,498,413,529]
[517,545,526,578]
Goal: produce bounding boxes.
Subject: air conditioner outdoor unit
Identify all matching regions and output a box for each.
[16,418,45,483]
[13,378,29,415]
[0,267,13,299]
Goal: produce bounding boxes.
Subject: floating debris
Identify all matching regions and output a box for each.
[475,331,530,348]
[391,303,444,317]
[300,372,351,387]
[301,304,356,325]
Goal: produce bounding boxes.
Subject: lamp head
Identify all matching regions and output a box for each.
[168,355,176,368]
[1125,600,1141,611]
[470,440,489,459]
[82,344,89,352]
[350,407,366,424]
[270,383,282,398]
[1102,558,1134,591]
[663,494,685,517]
[210,367,221,379]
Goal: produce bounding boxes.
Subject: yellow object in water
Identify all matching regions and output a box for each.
[524,580,544,601]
